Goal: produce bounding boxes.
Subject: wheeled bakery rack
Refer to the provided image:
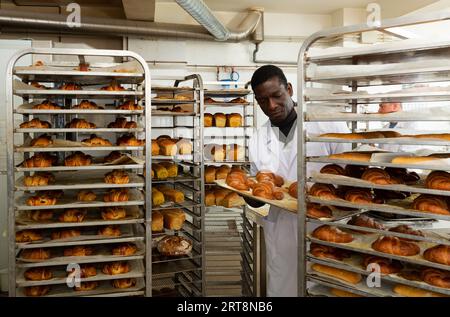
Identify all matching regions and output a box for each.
[297,12,450,297]
[6,48,152,296]
[150,75,205,297]
[202,86,259,296]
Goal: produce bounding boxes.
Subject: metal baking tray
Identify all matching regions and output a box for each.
[152,154,194,161]
[15,128,144,134]
[152,258,201,276]
[151,196,201,212]
[15,103,144,115]
[14,89,144,99]
[306,112,450,122]
[307,236,450,272]
[204,102,251,107]
[16,242,145,268]
[308,136,450,147]
[204,89,251,97]
[307,254,450,296]
[151,99,196,105]
[308,196,450,222]
[310,173,450,198]
[16,172,144,191]
[16,277,145,297]
[16,163,144,173]
[152,110,197,117]
[16,145,144,153]
[307,275,381,297]
[16,259,145,288]
[149,173,200,184]
[15,188,144,211]
[151,86,194,93]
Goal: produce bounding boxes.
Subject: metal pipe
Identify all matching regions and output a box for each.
[252,42,297,65]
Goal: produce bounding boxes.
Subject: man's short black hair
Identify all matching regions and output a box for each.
[251,65,288,91]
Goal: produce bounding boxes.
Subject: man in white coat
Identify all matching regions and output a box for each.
[247,65,351,296]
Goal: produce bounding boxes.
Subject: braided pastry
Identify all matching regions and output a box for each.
[347,214,385,234]
[33,100,61,110]
[101,207,127,220]
[412,195,450,215]
[24,286,50,296]
[384,167,420,185]
[102,262,130,275]
[24,172,55,187]
[51,229,81,240]
[26,194,57,206]
[64,151,92,166]
[310,243,351,261]
[371,236,420,256]
[307,203,332,219]
[312,225,354,243]
[77,190,97,202]
[82,134,112,146]
[98,225,121,237]
[24,268,52,281]
[22,153,57,168]
[68,118,96,129]
[362,255,403,274]
[389,225,424,242]
[309,183,339,200]
[361,168,396,185]
[112,278,136,289]
[226,171,251,191]
[73,100,101,109]
[116,134,145,146]
[21,248,51,260]
[104,170,129,184]
[60,83,81,90]
[252,181,284,200]
[255,171,284,187]
[58,209,87,223]
[64,246,94,257]
[108,117,138,129]
[320,164,345,176]
[16,230,43,242]
[117,100,142,110]
[421,268,450,289]
[425,171,450,191]
[344,188,373,204]
[74,282,99,292]
[30,134,53,147]
[20,118,51,129]
[29,210,53,221]
[423,245,450,265]
[288,182,298,198]
[104,189,129,202]
[112,243,137,256]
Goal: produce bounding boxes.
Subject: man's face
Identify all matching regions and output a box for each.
[378,102,402,114]
[254,76,294,125]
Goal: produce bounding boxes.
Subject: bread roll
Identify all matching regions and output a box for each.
[311,264,362,284]
[226,113,243,127]
[214,113,226,127]
[162,208,186,230]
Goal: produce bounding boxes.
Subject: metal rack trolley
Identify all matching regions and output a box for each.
[6,48,151,296]
[297,12,450,297]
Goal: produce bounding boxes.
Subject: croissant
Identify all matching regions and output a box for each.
[64,152,92,166]
[347,215,385,234]
[104,151,125,163]
[389,225,424,242]
[73,100,100,109]
[288,182,298,198]
[362,255,403,275]
[423,245,450,265]
[60,83,81,90]
[33,100,61,110]
[51,229,81,240]
[361,168,395,185]
[252,181,284,200]
[112,278,136,289]
[310,243,351,261]
[312,225,354,243]
[344,165,367,178]
[24,286,51,296]
[101,207,127,220]
[72,264,97,278]
[344,188,373,204]
[104,170,129,184]
[26,194,57,206]
[16,230,42,243]
[421,268,450,289]
[384,167,420,185]
[101,82,125,91]
[24,172,54,187]
[309,183,339,200]
[22,153,57,168]
[21,248,51,260]
[58,209,87,223]
[82,134,112,146]
[30,134,53,147]
[117,100,142,110]
[425,171,450,191]
[29,210,53,222]
[98,225,121,237]
[24,268,53,281]
[102,262,130,275]
[412,195,450,215]
[255,171,284,187]
[108,117,138,129]
[68,118,96,129]
[77,190,97,202]
[74,282,99,292]
[64,246,93,257]
[307,203,332,219]
[320,164,346,176]
[20,118,51,129]
[104,189,129,202]
[112,243,137,256]
[116,134,145,146]
[371,236,420,256]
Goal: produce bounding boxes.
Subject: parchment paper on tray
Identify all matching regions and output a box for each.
[100,60,143,74]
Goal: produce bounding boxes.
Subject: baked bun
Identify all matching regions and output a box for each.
[98,225,121,237]
[117,100,142,110]
[103,189,129,202]
[102,262,130,275]
[29,210,53,222]
[320,164,345,176]
[112,278,136,289]
[82,134,112,146]
[423,245,450,265]
[107,117,138,129]
[371,236,420,256]
[21,248,51,260]
[311,263,362,284]
[104,170,129,184]
[22,153,57,168]
[112,243,137,256]
[157,235,192,256]
[101,207,127,220]
[24,285,50,296]
[288,182,298,198]
[20,118,51,129]
[24,268,52,281]
[389,225,424,242]
[412,195,450,215]
[347,214,385,234]
[421,268,450,289]
[51,229,81,240]
[30,134,53,147]
[16,230,43,243]
[307,203,332,219]
[362,255,403,274]
[74,282,99,292]
[310,243,351,261]
[312,225,353,243]
[309,183,339,200]
[58,209,87,223]
[73,100,100,109]
[116,134,144,146]
[33,100,61,110]
[65,151,92,166]
[26,194,57,206]
[425,171,450,191]
[64,246,94,257]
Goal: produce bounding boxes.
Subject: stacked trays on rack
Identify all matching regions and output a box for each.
[150,77,205,297]
[8,49,151,297]
[203,88,256,296]
[299,37,450,297]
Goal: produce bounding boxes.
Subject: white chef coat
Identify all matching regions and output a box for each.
[248,119,351,297]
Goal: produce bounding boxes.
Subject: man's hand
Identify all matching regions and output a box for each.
[243,196,265,208]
